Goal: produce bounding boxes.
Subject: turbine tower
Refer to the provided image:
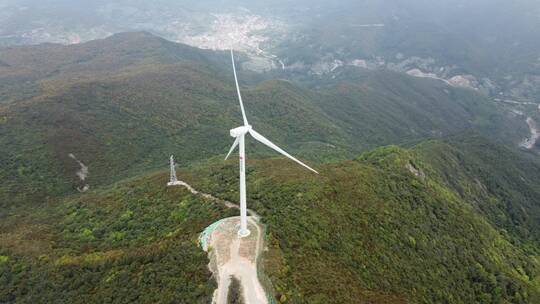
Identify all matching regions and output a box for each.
[226,50,318,237]
[168,155,181,186]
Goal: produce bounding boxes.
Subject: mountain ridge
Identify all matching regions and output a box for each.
[1,31,540,303]
[0,32,529,208]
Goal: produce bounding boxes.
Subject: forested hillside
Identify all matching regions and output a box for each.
[0,32,527,209]
[0,172,236,303]
[181,135,540,303]
[1,29,538,304]
[3,134,540,303]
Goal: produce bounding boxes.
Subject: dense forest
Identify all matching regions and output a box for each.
[182,135,540,303]
[0,172,236,303]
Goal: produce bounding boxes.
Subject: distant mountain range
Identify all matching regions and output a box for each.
[3,0,538,151]
[1,1,539,100]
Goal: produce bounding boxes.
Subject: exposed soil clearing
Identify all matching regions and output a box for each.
[173,179,270,304]
[68,153,89,192]
[492,99,540,150]
[206,217,267,304]
[171,180,238,209]
[520,117,540,149]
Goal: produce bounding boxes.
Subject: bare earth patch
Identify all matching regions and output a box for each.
[520,117,540,149]
[172,179,271,303]
[203,217,268,304]
[68,153,90,192]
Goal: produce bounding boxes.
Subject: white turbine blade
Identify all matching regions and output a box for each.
[231,49,249,126]
[225,136,241,160]
[249,129,319,174]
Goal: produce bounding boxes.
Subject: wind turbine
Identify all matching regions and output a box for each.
[226,50,319,238]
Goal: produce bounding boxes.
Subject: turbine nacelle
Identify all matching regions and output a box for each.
[230,125,252,138]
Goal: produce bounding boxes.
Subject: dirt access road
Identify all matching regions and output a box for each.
[207,217,268,304]
[174,180,270,303]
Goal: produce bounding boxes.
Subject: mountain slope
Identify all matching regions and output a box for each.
[3,134,540,303]
[0,32,527,208]
[0,31,229,105]
[0,32,344,206]
[0,171,236,303]
[417,134,540,251]
[182,135,540,303]
[314,69,526,150]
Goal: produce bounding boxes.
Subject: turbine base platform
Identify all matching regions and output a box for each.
[167,181,183,186]
[238,229,251,238]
